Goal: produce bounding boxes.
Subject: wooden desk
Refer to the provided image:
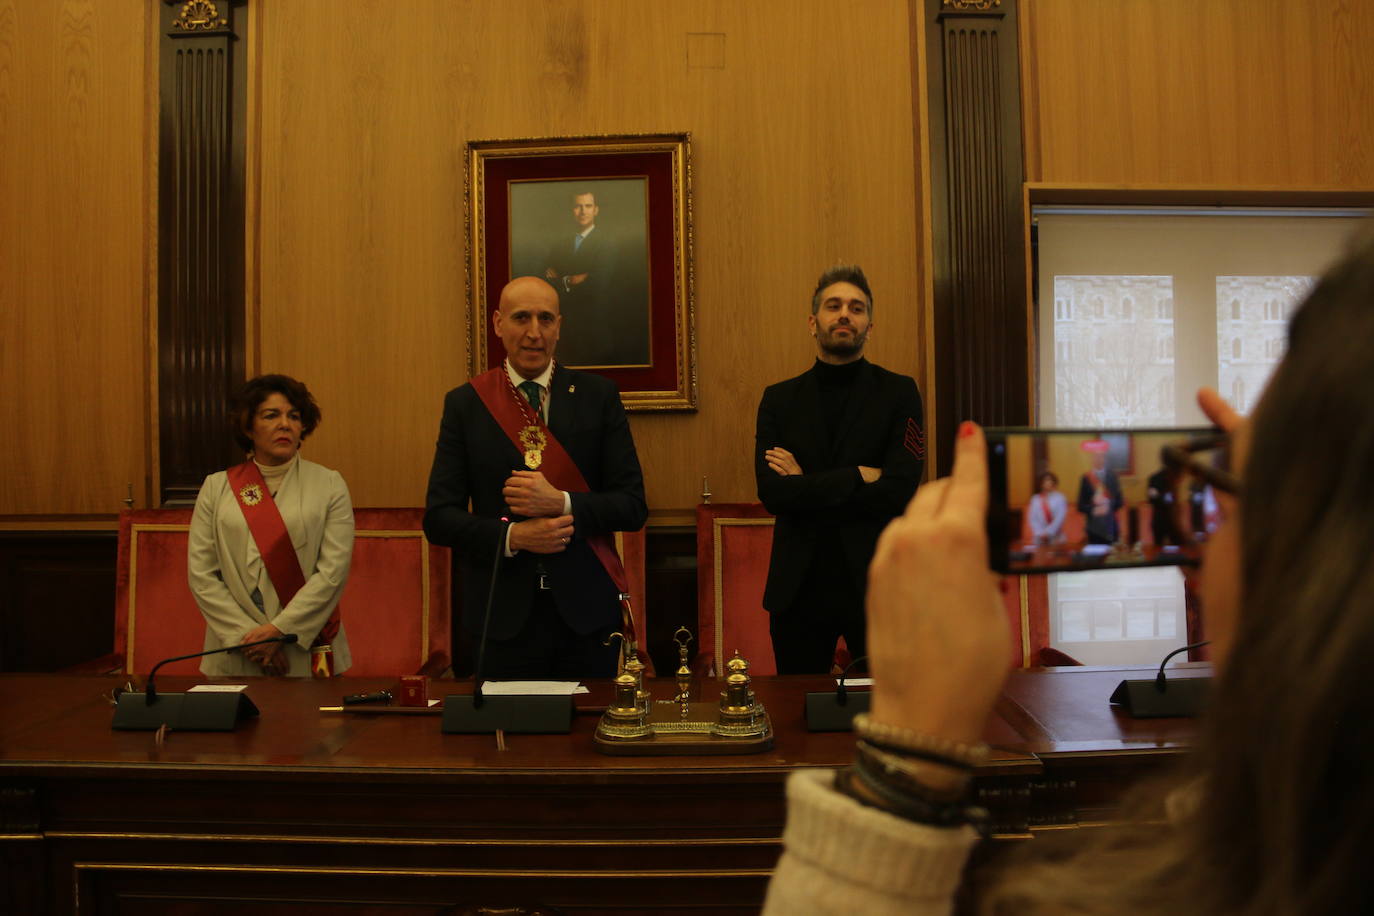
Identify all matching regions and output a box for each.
[0,667,1203,915]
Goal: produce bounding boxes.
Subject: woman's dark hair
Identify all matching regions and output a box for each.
[229,374,322,452]
[1037,471,1059,488]
[1184,225,1374,913]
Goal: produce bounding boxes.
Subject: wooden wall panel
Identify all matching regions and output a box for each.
[0,0,153,518]
[1022,0,1374,187]
[254,0,928,519]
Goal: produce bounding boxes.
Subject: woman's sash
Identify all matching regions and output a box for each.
[226,461,340,646]
[469,368,635,638]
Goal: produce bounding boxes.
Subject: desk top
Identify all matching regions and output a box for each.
[0,666,1205,781]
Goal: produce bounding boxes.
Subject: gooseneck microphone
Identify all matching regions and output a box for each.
[472,517,511,709]
[145,633,299,704]
[1155,640,1210,692]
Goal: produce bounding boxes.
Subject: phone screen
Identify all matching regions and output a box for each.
[984,427,1225,574]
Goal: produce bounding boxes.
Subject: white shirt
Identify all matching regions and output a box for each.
[502,359,572,555]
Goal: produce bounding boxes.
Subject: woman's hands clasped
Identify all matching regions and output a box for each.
[865,421,1010,746]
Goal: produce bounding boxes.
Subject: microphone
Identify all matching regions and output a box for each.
[472,517,511,709]
[1155,640,1210,692]
[1109,640,1212,717]
[145,633,299,705]
[835,655,870,706]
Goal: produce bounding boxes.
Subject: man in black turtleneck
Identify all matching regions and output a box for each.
[755,265,925,674]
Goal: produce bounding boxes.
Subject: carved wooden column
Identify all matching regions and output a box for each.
[924,0,1028,472]
[158,0,247,503]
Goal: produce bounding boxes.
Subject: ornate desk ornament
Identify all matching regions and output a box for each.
[594,628,773,756]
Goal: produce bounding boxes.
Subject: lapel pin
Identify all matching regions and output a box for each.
[568,384,575,393]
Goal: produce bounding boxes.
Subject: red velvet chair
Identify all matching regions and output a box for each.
[695,503,777,676]
[107,508,450,677]
[614,527,653,676]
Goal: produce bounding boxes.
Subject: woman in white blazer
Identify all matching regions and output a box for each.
[1027,471,1068,545]
[187,375,353,676]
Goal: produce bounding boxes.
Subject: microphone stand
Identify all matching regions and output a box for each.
[438,515,574,735]
[146,633,299,704]
[1154,640,1210,692]
[471,518,510,709]
[1109,639,1213,717]
[112,634,299,732]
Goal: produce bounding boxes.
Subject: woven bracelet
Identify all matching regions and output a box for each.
[852,713,990,769]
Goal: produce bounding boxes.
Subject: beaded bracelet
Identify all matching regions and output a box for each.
[851,712,991,770]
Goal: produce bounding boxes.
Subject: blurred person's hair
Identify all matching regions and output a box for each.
[977,222,1374,915]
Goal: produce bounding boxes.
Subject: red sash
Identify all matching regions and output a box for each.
[469,368,636,641]
[1039,494,1054,524]
[1087,470,1106,497]
[226,461,339,646]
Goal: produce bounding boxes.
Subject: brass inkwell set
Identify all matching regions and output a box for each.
[593,628,773,755]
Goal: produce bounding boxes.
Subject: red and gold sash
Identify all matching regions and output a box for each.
[1040,494,1054,524]
[470,367,635,640]
[226,460,340,647]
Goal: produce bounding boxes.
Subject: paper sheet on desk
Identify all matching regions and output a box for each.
[187,684,248,693]
[479,681,588,696]
[836,677,874,687]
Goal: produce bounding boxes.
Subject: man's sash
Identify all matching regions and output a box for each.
[226,461,340,646]
[469,368,635,639]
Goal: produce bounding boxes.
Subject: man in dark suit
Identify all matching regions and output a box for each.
[543,189,630,367]
[423,276,648,679]
[1076,447,1124,545]
[755,265,925,674]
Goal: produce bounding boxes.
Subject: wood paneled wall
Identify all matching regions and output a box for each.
[12,0,1374,525]
[1021,0,1374,187]
[0,0,155,519]
[252,0,927,520]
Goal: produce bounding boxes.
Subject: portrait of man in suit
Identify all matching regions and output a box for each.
[508,179,651,369]
[423,276,648,679]
[755,265,925,674]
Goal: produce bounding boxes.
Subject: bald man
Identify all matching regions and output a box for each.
[424,277,647,679]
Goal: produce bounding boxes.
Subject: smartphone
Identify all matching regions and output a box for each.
[984,427,1225,574]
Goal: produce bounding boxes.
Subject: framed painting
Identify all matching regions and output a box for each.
[465,133,696,411]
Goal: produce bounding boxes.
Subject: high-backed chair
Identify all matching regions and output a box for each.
[108,507,450,677]
[613,526,653,676]
[695,503,776,676]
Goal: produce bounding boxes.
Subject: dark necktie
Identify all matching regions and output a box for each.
[518,380,543,419]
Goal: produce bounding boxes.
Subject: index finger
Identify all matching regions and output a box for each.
[1197,387,1243,433]
[943,421,988,522]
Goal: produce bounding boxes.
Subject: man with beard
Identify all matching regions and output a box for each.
[754,265,925,674]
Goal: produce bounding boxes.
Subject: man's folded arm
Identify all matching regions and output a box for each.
[851,379,925,519]
[756,393,864,515]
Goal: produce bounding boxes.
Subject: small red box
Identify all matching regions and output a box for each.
[398,676,428,707]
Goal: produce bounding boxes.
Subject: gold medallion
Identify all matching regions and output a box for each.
[238,483,263,507]
[519,425,547,470]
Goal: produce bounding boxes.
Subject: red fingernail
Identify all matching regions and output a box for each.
[959,421,975,439]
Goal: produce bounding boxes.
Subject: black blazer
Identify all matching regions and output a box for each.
[754,360,924,613]
[423,366,648,639]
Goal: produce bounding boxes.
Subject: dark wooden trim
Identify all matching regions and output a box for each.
[156,0,248,504]
[1026,184,1374,208]
[925,0,1029,474]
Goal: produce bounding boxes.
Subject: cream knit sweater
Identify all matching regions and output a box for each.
[763,769,979,915]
